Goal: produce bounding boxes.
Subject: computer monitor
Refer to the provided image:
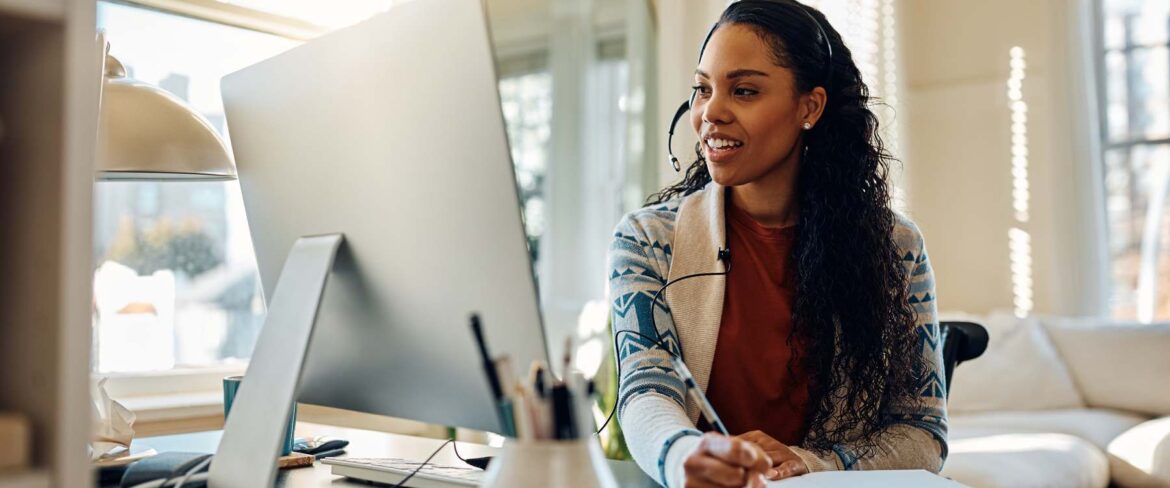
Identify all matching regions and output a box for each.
[220,0,549,435]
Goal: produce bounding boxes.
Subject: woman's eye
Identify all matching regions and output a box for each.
[735,88,758,97]
[691,85,712,96]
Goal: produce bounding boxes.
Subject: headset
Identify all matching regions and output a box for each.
[666,0,835,172]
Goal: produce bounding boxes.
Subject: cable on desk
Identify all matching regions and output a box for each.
[450,438,470,464]
[390,438,454,488]
[174,456,213,488]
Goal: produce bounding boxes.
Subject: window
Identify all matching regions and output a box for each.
[1097,0,1170,322]
[498,68,553,261]
[804,0,904,204]
[95,1,298,374]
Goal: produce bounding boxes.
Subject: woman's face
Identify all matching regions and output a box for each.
[690,23,822,187]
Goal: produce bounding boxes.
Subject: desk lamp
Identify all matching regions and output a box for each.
[96,48,235,181]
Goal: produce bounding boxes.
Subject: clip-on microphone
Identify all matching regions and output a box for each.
[717,247,731,267]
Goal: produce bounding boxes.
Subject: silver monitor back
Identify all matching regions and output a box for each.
[220,0,548,434]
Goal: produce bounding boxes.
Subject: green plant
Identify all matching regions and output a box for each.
[595,312,630,460]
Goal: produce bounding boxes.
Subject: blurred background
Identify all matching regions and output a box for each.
[89,0,1169,442]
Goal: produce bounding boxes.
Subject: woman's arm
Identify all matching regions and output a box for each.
[788,221,949,472]
[608,211,704,487]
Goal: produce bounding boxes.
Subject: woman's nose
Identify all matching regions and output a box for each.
[701,92,734,125]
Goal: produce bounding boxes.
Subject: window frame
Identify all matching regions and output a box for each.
[105,0,326,39]
[1092,0,1170,322]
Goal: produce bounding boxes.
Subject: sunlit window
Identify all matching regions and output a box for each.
[1098,0,1170,322]
[498,69,552,261]
[803,0,902,204]
[94,2,297,373]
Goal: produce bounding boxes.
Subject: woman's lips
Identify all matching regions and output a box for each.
[704,139,743,163]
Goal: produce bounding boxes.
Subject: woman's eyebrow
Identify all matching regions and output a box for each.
[693,68,770,79]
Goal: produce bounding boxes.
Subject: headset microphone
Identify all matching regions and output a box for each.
[666,100,691,172]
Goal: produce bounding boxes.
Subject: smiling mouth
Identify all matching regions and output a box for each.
[704,137,744,160]
[705,137,743,150]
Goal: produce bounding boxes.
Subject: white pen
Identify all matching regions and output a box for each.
[671,356,730,436]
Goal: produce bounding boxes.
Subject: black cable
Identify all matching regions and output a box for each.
[173,456,213,488]
[450,437,470,464]
[390,439,454,488]
[127,454,213,488]
[596,258,732,435]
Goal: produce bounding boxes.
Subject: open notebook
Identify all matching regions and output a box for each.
[769,470,968,487]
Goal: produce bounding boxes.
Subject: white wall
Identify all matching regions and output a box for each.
[902,0,1107,316]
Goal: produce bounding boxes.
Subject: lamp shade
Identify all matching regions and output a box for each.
[96,55,236,181]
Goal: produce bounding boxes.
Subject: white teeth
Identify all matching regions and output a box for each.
[706,138,742,149]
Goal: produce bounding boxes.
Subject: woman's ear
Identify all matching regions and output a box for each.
[801,87,827,127]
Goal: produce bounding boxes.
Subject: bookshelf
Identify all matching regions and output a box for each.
[0,0,99,486]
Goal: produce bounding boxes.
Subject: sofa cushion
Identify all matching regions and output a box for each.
[1042,318,1170,417]
[946,312,1084,413]
[942,432,1109,488]
[949,409,1147,449]
[1108,416,1170,488]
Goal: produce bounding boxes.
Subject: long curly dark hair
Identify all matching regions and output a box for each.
[647,0,924,455]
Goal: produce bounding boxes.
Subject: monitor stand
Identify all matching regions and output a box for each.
[208,234,343,488]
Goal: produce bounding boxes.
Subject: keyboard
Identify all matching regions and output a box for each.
[322,457,483,487]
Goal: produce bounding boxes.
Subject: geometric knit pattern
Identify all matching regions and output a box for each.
[608,189,948,485]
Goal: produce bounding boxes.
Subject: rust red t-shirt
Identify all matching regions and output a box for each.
[698,201,812,445]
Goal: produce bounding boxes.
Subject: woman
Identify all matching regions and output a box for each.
[607,1,947,487]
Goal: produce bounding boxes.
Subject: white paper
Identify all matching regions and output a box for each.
[90,376,137,461]
[767,470,969,487]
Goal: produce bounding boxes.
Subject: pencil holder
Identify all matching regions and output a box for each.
[480,438,618,487]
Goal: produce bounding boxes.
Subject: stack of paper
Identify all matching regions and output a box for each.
[768,470,969,487]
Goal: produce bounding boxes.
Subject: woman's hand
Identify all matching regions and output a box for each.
[736,430,810,481]
[682,433,772,488]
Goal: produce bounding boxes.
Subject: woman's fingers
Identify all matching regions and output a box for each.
[776,459,809,478]
[699,433,772,470]
[760,449,789,465]
[737,430,773,443]
[736,430,766,444]
[683,453,748,487]
[736,430,801,476]
[682,433,775,487]
[765,459,810,480]
[745,442,773,475]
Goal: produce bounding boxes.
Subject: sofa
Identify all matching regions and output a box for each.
[939,312,1170,488]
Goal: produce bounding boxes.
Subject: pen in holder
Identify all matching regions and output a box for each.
[469,316,618,487]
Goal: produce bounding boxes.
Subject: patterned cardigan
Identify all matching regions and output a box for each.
[607,183,948,487]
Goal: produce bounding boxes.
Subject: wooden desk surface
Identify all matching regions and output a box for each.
[132,422,658,487]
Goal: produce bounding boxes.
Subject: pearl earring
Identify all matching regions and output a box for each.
[802,122,812,130]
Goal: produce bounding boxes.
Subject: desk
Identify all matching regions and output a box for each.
[124,422,659,487]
